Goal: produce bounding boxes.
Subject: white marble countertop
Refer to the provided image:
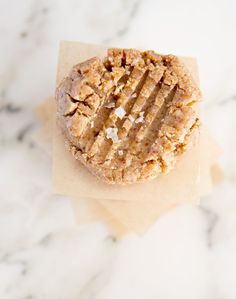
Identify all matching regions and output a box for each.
[1,0,236,298]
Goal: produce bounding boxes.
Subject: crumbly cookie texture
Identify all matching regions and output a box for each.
[55,48,201,184]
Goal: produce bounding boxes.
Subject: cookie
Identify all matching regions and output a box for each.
[55,48,201,184]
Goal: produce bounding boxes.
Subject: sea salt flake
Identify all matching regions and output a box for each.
[135,111,145,123]
[106,127,119,143]
[114,106,126,119]
[90,121,94,128]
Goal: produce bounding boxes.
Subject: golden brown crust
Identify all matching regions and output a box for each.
[55,48,202,184]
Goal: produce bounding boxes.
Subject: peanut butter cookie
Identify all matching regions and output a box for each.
[55,48,201,184]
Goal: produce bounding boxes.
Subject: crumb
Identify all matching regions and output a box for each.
[118,150,123,156]
[105,102,115,108]
[114,83,125,95]
[128,115,135,122]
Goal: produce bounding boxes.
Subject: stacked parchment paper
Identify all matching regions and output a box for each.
[34,41,223,238]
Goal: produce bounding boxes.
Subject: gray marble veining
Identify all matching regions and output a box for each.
[0,0,236,298]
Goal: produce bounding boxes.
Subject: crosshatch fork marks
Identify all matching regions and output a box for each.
[88,66,147,160]
[104,69,166,165]
[56,48,201,184]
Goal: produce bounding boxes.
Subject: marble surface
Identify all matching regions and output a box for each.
[0,0,236,298]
